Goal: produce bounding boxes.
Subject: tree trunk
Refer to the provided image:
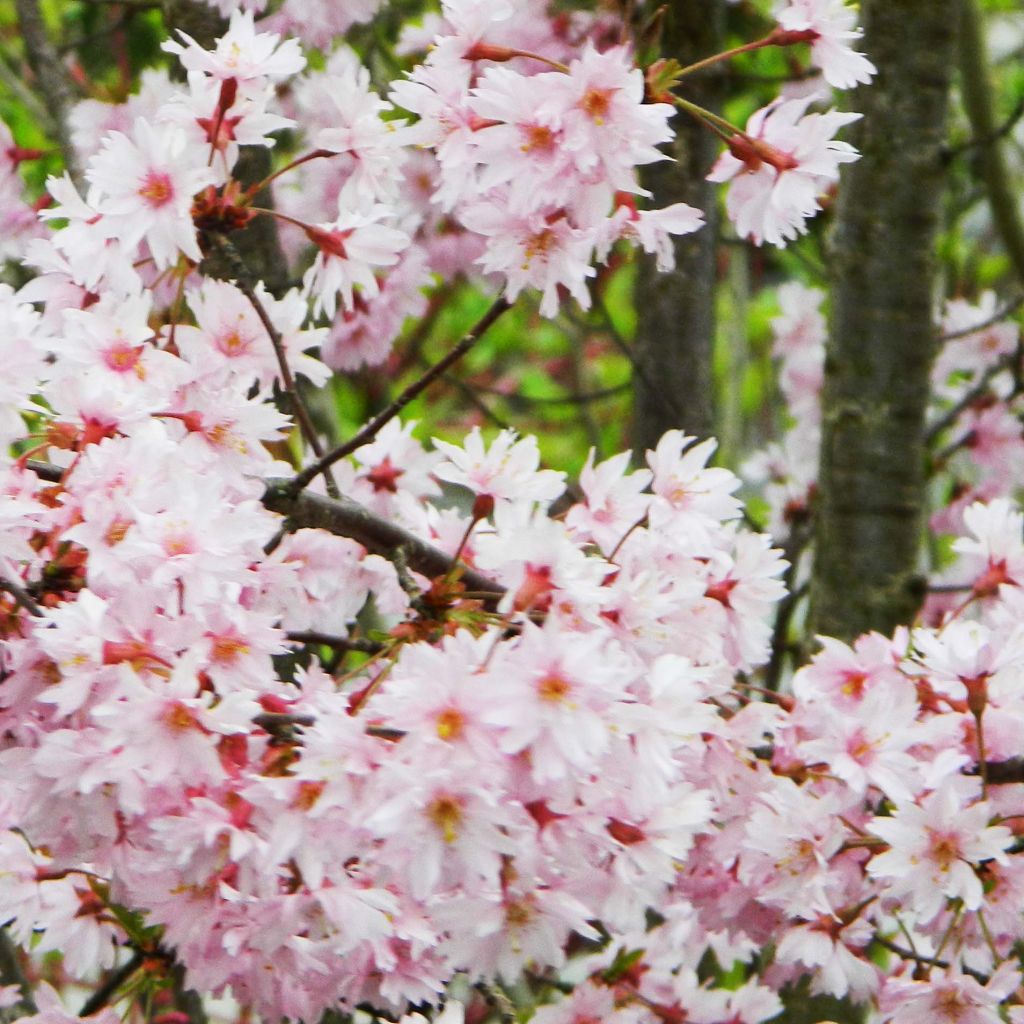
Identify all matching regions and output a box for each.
[811,0,958,641]
[632,0,723,452]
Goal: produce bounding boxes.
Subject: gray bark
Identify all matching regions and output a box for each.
[632,0,724,452]
[811,0,958,640]
[14,0,80,183]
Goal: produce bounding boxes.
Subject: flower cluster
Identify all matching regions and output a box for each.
[709,0,874,246]
[13,8,1024,1024]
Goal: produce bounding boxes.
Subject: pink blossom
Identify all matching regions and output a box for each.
[164,9,305,83]
[86,119,214,269]
[708,98,861,246]
[867,780,1012,921]
[303,205,410,320]
[774,0,876,89]
[434,427,565,505]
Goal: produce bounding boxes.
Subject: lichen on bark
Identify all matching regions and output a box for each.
[811,0,958,640]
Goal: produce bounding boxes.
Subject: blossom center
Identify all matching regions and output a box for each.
[521,124,556,153]
[217,329,250,356]
[841,670,868,698]
[427,795,463,843]
[366,457,404,494]
[164,701,202,732]
[104,342,144,375]
[138,171,175,209]
[504,898,534,928]
[927,830,961,871]
[104,517,132,546]
[210,635,250,664]
[581,87,614,124]
[435,707,465,741]
[524,227,557,264]
[537,673,571,703]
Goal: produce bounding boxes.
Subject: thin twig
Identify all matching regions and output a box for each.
[208,232,340,499]
[593,297,688,428]
[872,935,989,983]
[474,380,631,407]
[0,575,43,618]
[78,952,145,1017]
[764,524,812,692]
[938,292,1024,343]
[0,46,54,133]
[925,351,1018,444]
[13,0,81,183]
[945,96,1024,161]
[438,369,512,431]
[285,631,384,654]
[931,430,976,467]
[290,296,512,493]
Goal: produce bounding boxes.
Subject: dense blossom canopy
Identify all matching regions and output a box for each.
[3,5,1024,1024]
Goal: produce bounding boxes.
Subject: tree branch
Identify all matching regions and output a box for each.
[262,480,507,603]
[0,575,43,618]
[925,350,1019,446]
[207,232,340,499]
[290,296,511,493]
[28,464,507,602]
[938,292,1024,343]
[13,0,81,183]
[285,631,384,654]
[959,0,1024,284]
[78,952,144,1017]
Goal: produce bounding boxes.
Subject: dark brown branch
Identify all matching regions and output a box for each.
[207,232,340,499]
[764,525,812,692]
[285,631,384,654]
[290,296,511,493]
[78,952,144,1017]
[253,711,316,732]
[27,459,507,603]
[873,935,989,984]
[26,460,63,483]
[262,480,507,603]
[0,575,43,618]
[13,0,81,183]
[978,757,1024,785]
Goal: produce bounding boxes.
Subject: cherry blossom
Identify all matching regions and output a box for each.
[708,98,861,246]
[774,0,877,89]
[14,8,1024,1024]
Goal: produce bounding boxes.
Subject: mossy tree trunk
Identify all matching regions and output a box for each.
[811,0,958,641]
[632,0,724,452]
